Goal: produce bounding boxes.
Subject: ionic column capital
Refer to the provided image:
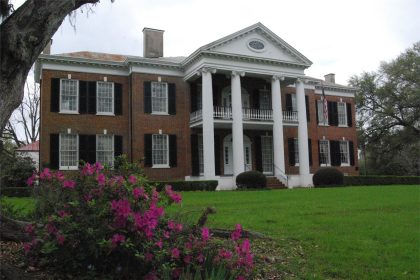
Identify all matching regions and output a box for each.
[296,77,309,84]
[231,71,245,78]
[197,67,217,76]
[272,75,285,82]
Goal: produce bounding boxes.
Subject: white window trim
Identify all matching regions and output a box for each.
[59,79,79,114]
[261,135,274,175]
[319,140,331,167]
[317,100,329,126]
[152,134,170,168]
[151,81,169,115]
[340,140,350,167]
[96,81,115,116]
[293,138,300,166]
[337,102,348,127]
[96,134,114,167]
[59,134,79,170]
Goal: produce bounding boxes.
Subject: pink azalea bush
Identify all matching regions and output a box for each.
[24,162,253,279]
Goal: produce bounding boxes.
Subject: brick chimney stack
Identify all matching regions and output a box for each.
[143,28,164,58]
[324,73,335,84]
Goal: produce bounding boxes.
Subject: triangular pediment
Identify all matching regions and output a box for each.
[201,23,312,67]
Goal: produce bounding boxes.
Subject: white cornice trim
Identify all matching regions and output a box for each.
[314,85,356,93]
[200,51,309,69]
[314,89,355,98]
[41,62,129,76]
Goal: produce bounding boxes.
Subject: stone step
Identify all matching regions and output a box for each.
[266,176,287,189]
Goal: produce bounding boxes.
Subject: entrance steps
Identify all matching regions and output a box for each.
[266,176,287,189]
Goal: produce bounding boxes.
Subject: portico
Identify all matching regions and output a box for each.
[182,22,315,188]
[189,69,311,187]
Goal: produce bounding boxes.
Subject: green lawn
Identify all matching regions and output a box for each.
[3,185,420,279]
[167,185,420,280]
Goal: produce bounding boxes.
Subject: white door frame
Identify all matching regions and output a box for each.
[223,134,252,175]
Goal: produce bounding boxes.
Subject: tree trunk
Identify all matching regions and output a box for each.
[0,0,99,133]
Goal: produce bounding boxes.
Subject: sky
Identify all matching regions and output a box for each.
[7,0,420,142]
[13,0,420,85]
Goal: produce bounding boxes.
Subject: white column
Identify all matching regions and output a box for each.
[200,68,216,178]
[296,79,311,185]
[231,71,245,176]
[271,76,285,177]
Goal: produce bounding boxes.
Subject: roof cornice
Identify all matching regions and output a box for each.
[199,51,309,69]
[38,54,126,69]
[314,84,356,93]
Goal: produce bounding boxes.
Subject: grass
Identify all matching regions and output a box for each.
[3,185,420,279]
[167,185,420,280]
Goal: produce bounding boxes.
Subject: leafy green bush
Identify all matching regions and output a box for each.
[0,187,32,197]
[0,151,35,188]
[236,171,267,189]
[154,180,218,192]
[313,167,344,187]
[111,154,145,177]
[24,163,254,279]
[344,175,420,186]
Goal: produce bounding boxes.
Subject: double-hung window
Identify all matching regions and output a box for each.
[60,79,78,113]
[97,135,114,166]
[259,90,271,110]
[151,82,168,114]
[59,134,78,170]
[337,102,347,126]
[261,136,273,174]
[317,100,328,125]
[319,140,330,165]
[152,134,169,167]
[291,94,297,111]
[97,82,114,115]
[339,141,350,166]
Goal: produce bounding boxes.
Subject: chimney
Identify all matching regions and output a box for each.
[324,73,335,84]
[43,39,53,55]
[143,28,164,58]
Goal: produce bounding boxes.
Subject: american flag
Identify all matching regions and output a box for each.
[321,83,328,124]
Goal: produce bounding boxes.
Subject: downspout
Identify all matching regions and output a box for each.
[129,70,133,163]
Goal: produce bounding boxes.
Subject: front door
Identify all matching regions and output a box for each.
[244,143,252,171]
[223,135,252,175]
[223,142,233,174]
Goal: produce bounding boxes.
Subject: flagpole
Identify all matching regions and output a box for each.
[320,82,329,165]
[321,82,328,139]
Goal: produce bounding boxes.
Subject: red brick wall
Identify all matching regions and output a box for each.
[130,73,191,180]
[40,70,130,168]
[282,86,358,175]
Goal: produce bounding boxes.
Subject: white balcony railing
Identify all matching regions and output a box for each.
[282,110,298,122]
[242,108,273,121]
[190,109,202,123]
[214,106,232,119]
[190,107,299,123]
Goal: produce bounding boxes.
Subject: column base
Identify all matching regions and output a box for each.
[185,175,236,191]
[287,174,313,188]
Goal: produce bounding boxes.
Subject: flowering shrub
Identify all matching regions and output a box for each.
[24,163,254,279]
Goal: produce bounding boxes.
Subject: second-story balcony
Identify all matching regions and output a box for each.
[190,106,298,124]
